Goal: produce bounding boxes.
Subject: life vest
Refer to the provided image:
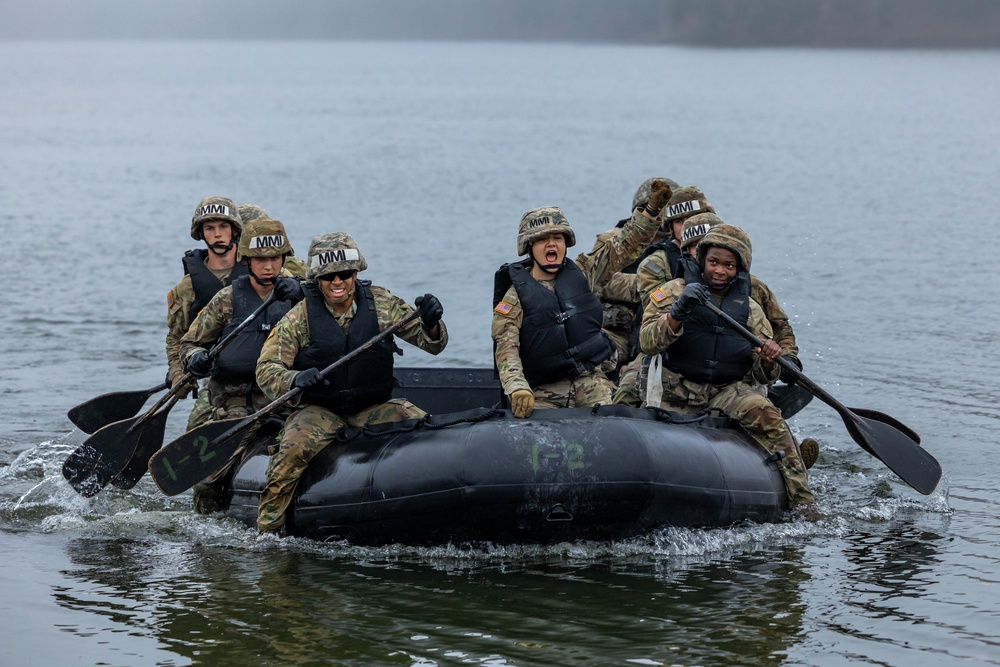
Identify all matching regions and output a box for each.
[663,271,754,385]
[292,280,395,414]
[494,259,611,387]
[675,253,701,282]
[182,249,249,323]
[211,276,293,385]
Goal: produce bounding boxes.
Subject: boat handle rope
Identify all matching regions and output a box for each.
[334,406,505,443]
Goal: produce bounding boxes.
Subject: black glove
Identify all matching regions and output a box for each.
[778,355,803,385]
[273,276,305,304]
[292,367,329,390]
[185,350,213,378]
[414,294,443,330]
[669,282,710,322]
[164,370,173,389]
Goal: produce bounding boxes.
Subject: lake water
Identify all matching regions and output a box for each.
[1,40,999,666]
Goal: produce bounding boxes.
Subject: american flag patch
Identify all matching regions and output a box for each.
[650,288,667,303]
[494,301,513,315]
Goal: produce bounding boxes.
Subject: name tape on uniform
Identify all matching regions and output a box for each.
[311,248,360,268]
[667,200,702,218]
[249,235,286,249]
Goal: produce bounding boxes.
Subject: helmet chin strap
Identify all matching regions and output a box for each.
[530,251,563,275]
[207,239,235,256]
[246,261,278,287]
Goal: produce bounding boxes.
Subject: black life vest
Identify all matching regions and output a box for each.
[211,276,293,385]
[493,259,611,387]
[663,271,755,385]
[182,249,249,323]
[674,253,701,282]
[292,280,395,414]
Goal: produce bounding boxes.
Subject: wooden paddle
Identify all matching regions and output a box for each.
[67,381,170,434]
[62,293,279,497]
[149,310,420,496]
[701,299,941,495]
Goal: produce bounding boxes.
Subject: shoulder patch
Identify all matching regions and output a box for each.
[494,301,513,315]
[166,289,174,308]
[650,288,668,304]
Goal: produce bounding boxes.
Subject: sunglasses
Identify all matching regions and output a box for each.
[318,270,356,282]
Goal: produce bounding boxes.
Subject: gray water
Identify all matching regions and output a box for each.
[1,40,998,666]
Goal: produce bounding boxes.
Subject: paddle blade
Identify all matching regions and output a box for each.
[148,417,251,496]
[768,383,814,420]
[847,407,921,444]
[67,383,168,434]
[62,417,146,497]
[108,408,172,490]
[844,413,941,495]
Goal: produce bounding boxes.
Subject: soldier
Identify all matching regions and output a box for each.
[254,232,447,535]
[491,179,671,418]
[166,197,246,430]
[179,217,306,514]
[639,224,816,511]
[594,177,679,380]
[238,203,309,278]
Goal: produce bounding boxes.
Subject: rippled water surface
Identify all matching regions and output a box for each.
[1,41,999,666]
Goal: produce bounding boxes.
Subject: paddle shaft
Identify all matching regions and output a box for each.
[134,292,282,428]
[200,310,421,452]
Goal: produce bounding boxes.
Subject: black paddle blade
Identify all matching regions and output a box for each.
[768,383,814,420]
[148,417,251,496]
[62,416,147,497]
[844,412,941,495]
[847,407,921,445]
[108,408,173,490]
[67,382,168,434]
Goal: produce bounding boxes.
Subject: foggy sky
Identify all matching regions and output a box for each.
[3,0,999,48]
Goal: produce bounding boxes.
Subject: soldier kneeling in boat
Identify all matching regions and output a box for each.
[639,224,817,513]
[179,217,306,513]
[491,181,670,418]
[254,232,448,535]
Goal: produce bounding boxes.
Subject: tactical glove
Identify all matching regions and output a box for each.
[414,294,443,329]
[185,350,213,378]
[510,389,535,419]
[273,276,305,304]
[669,283,711,322]
[647,179,674,213]
[292,367,328,390]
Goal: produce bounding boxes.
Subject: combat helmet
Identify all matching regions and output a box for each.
[663,186,715,223]
[680,212,725,250]
[191,196,243,241]
[237,217,294,261]
[517,206,576,256]
[697,223,752,271]
[237,203,268,225]
[307,232,368,279]
[632,176,680,211]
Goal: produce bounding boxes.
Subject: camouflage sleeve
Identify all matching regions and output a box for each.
[748,300,780,384]
[179,287,233,366]
[371,287,448,355]
[636,249,673,307]
[491,285,531,395]
[600,271,639,303]
[638,279,687,355]
[255,301,310,402]
[166,276,196,386]
[751,276,799,361]
[575,210,658,289]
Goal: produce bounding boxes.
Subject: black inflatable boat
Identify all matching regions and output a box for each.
[225,368,796,545]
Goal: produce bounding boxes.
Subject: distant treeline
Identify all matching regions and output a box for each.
[4,0,1000,47]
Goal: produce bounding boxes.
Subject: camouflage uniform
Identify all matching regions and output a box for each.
[493,208,658,408]
[168,197,244,430]
[255,279,447,533]
[638,228,814,508]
